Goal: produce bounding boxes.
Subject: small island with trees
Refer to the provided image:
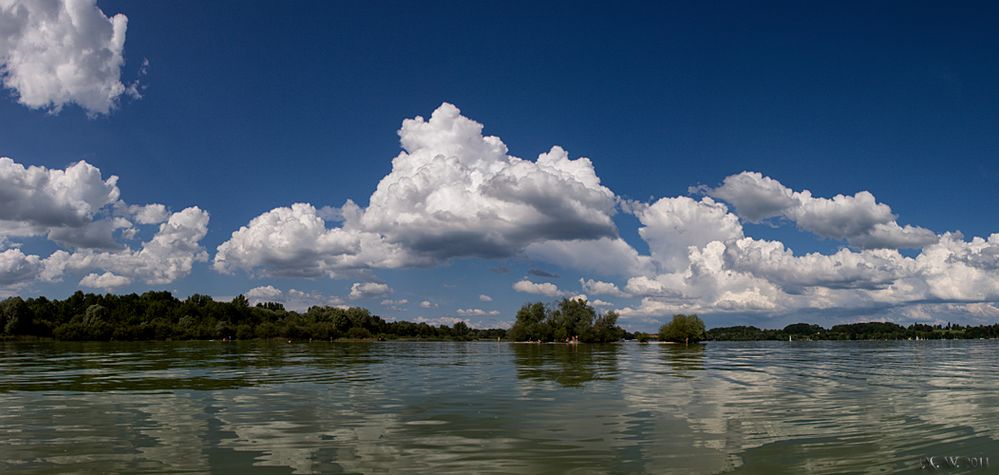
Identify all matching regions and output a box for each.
[2,292,998,342]
[507,299,625,343]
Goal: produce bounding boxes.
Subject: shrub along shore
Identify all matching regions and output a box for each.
[1,292,997,342]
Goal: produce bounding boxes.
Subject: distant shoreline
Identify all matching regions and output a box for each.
[3,292,998,343]
[702,322,999,341]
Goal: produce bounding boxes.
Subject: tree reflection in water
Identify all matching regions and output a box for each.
[512,343,620,387]
[661,343,705,376]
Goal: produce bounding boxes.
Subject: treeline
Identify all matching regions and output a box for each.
[507,299,625,343]
[707,322,999,341]
[0,291,506,341]
[6,292,995,343]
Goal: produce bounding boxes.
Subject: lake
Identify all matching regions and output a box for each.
[1,340,996,474]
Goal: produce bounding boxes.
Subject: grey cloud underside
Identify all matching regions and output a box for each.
[255,252,329,278]
[528,269,559,279]
[702,171,938,250]
[695,173,796,223]
[47,220,125,250]
[400,229,540,261]
[399,218,616,261]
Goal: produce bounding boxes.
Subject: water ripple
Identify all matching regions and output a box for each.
[1,340,998,473]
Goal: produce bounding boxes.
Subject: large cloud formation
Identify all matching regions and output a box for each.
[42,206,210,285]
[0,0,132,115]
[216,103,618,277]
[614,173,999,321]
[215,104,999,324]
[0,156,209,290]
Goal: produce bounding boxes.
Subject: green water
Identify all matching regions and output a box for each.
[1,340,997,474]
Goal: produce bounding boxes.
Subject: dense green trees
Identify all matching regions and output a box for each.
[6,292,999,343]
[703,325,773,341]
[659,314,706,344]
[508,303,550,342]
[783,323,825,338]
[706,321,999,341]
[507,299,625,343]
[1,297,31,335]
[0,291,505,342]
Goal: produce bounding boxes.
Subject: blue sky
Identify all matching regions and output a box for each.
[2,1,999,330]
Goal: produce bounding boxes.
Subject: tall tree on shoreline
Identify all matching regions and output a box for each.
[659,314,706,344]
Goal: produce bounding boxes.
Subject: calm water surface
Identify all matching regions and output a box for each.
[1,340,997,474]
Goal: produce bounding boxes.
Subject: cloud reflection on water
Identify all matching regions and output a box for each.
[2,340,999,474]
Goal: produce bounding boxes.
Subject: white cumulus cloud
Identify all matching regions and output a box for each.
[78,271,130,289]
[349,282,391,299]
[0,156,210,291]
[0,0,132,115]
[42,206,210,285]
[0,247,42,286]
[0,157,120,238]
[214,202,422,277]
[215,103,619,276]
[127,203,170,225]
[613,197,999,320]
[455,308,500,317]
[628,196,744,271]
[579,278,630,298]
[245,285,282,302]
[512,279,564,298]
